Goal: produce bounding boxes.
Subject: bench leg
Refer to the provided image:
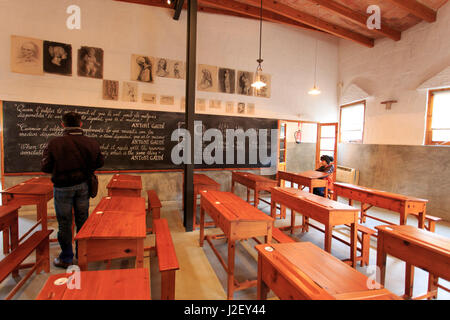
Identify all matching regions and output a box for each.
[161,270,176,300]
[428,221,436,233]
[427,274,439,300]
[257,255,269,300]
[36,236,50,274]
[3,229,10,254]
[361,233,370,267]
[404,263,415,299]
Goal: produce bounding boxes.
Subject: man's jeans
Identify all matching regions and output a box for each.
[54,182,90,263]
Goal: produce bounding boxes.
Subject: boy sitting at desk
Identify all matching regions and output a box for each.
[313,155,334,197]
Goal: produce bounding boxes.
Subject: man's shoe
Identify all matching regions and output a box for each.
[53,257,72,269]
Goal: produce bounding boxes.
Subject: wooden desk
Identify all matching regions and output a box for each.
[270,187,359,267]
[75,196,146,271]
[256,242,401,300]
[192,174,220,230]
[0,204,20,255]
[199,190,273,300]
[333,182,428,228]
[107,174,142,197]
[277,170,328,196]
[376,225,450,299]
[36,268,150,300]
[231,171,277,208]
[1,179,53,240]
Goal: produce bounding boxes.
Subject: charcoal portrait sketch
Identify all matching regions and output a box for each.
[254,73,271,98]
[78,46,103,79]
[237,71,253,96]
[197,64,218,92]
[237,102,246,114]
[131,54,154,83]
[102,80,119,100]
[218,68,235,94]
[43,41,72,75]
[168,60,185,79]
[10,35,43,75]
[156,58,170,77]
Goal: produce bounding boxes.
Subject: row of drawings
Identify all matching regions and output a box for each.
[103,79,256,115]
[10,35,270,99]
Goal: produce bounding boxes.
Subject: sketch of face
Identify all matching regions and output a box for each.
[49,46,67,66]
[157,59,169,77]
[174,62,181,78]
[19,41,39,63]
[238,103,245,113]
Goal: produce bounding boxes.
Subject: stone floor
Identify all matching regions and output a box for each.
[0,197,449,300]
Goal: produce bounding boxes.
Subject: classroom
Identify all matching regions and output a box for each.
[0,0,449,303]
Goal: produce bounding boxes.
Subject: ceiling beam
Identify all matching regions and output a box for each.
[244,0,374,48]
[114,0,171,9]
[385,0,437,22]
[200,0,317,32]
[305,0,401,41]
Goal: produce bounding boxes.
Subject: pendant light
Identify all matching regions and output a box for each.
[309,5,321,95]
[251,0,266,90]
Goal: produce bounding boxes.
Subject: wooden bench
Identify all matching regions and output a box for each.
[0,204,20,255]
[146,190,162,233]
[272,227,296,243]
[153,218,179,300]
[409,213,442,233]
[0,230,52,300]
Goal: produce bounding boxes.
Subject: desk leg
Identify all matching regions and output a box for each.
[404,263,415,299]
[290,210,295,235]
[270,200,277,219]
[376,234,387,286]
[11,214,19,278]
[427,274,438,300]
[192,192,198,230]
[257,254,269,300]
[38,197,48,231]
[360,203,369,224]
[324,223,332,253]
[231,180,235,194]
[254,188,259,208]
[199,207,205,247]
[246,188,250,203]
[136,239,144,268]
[350,222,357,268]
[418,208,426,230]
[227,240,236,300]
[78,240,88,271]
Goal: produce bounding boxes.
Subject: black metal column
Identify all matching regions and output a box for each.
[183,0,197,232]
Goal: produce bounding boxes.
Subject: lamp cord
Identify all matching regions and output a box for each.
[258,0,263,64]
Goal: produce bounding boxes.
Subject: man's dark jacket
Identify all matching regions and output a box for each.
[41,127,104,188]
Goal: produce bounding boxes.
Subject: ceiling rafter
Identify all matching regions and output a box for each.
[385,0,437,22]
[244,0,374,47]
[304,0,401,41]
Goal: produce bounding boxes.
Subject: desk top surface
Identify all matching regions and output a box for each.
[256,242,386,297]
[112,174,142,181]
[194,173,220,186]
[75,196,146,240]
[22,177,53,185]
[1,181,53,195]
[201,190,273,223]
[232,171,277,184]
[376,225,450,256]
[107,178,142,190]
[334,182,428,202]
[36,268,150,300]
[271,187,358,212]
[279,170,329,180]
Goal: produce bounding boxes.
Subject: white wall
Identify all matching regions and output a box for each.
[338,1,450,145]
[0,0,339,123]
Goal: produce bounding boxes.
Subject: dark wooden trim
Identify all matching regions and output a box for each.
[385,0,437,23]
[425,88,450,146]
[339,100,366,144]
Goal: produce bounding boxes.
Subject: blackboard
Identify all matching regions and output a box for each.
[1,101,278,173]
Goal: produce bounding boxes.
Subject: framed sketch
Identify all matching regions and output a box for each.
[10,35,43,75]
[247,103,255,115]
[237,102,246,114]
[169,60,186,79]
[160,95,175,105]
[225,101,234,114]
[43,40,72,75]
[254,73,271,98]
[131,54,155,83]
[103,80,119,101]
[196,98,206,111]
[142,93,157,104]
[209,100,221,109]
[122,81,138,102]
[78,46,103,79]
[155,58,170,78]
[197,64,218,92]
[237,71,253,96]
[218,68,235,94]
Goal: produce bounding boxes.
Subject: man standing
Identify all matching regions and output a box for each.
[41,112,104,268]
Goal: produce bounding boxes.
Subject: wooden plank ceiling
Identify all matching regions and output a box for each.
[115,0,448,48]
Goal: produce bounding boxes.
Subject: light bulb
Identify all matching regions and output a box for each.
[308,85,321,95]
[251,67,266,89]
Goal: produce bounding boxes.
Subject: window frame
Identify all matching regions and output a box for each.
[339,100,366,144]
[425,88,450,146]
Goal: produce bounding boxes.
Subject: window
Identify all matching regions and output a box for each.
[339,101,365,143]
[426,89,450,145]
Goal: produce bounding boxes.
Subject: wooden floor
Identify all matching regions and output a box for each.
[1,197,449,300]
